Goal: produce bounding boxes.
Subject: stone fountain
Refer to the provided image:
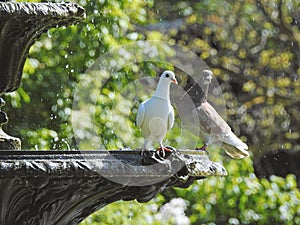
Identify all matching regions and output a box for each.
[0,2,227,225]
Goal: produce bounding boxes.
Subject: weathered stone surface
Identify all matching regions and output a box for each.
[0,98,21,150]
[0,129,21,150]
[0,2,86,94]
[0,150,227,225]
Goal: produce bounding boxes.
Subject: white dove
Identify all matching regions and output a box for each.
[192,70,249,159]
[136,70,178,156]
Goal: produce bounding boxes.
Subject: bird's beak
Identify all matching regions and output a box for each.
[172,78,178,84]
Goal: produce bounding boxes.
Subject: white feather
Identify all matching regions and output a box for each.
[136,71,177,149]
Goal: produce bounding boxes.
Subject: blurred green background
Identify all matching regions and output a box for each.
[4,0,300,224]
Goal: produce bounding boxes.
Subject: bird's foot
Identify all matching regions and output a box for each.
[156,146,174,158]
[195,145,209,154]
[157,146,173,153]
[140,148,150,157]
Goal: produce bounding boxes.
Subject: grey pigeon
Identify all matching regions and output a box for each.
[136,70,178,155]
[192,70,249,159]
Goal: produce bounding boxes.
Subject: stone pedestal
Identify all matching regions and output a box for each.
[0,150,227,225]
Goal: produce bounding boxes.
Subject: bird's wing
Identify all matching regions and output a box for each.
[197,102,231,138]
[136,103,145,128]
[192,106,216,144]
[196,102,249,158]
[167,106,175,130]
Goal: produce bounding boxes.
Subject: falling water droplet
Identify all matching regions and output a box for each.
[47,30,52,38]
[62,139,71,151]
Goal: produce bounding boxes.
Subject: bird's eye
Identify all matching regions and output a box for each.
[165,73,170,78]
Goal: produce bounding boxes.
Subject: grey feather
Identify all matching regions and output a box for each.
[193,70,249,159]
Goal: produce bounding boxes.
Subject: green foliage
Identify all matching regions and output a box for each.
[6,0,298,153]
[80,197,165,225]
[79,158,300,225]
[6,0,152,149]
[3,0,300,224]
[175,158,300,225]
[144,0,300,154]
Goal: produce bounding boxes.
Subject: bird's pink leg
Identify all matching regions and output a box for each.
[156,144,173,158]
[157,146,173,152]
[195,144,209,153]
[195,144,207,150]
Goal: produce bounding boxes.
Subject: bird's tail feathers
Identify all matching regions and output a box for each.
[224,145,250,159]
[222,132,249,159]
[222,131,248,149]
